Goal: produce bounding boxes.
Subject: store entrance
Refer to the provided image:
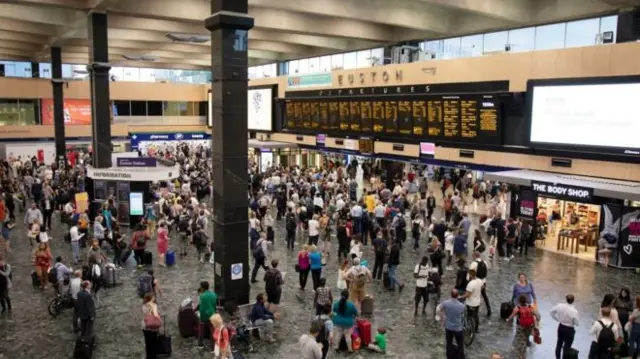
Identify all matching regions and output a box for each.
[536,196,600,261]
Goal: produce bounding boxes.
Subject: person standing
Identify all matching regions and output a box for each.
[386,240,404,292]
[285,207,297,251]
[490,214,507,260]
[628,296,640,359]
[372,232,387,281]
[426,191,436,222]
[264,259,284,312]
[75,281,96,337]
[308,215,320,246]
[131,224,149,268]
[309,245,323,291]
[468,251,491,317]
[0,259,11,313]
[413,256,431,315]
[298,245,311,290]
[462,269,482,333]
[589,307,619,359]
[197,281,218,350]
[436,289,466,359]
[550,294,579,359]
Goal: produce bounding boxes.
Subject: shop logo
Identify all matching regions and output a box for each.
[532,181,592,200]
[174,133,184,140]
[624,244,633,255]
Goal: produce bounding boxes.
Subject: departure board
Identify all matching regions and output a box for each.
[443,98,460,138]
[339,102,350,130]
[293,102,303,128]
[328,101,339,130]
[385,100,398,133]
[398,100,412,135]
[283,93,501,145]
[372,101,385,132]
[350,101,361,131]
[412,100,426,135]
[319,102,329,130]
[310,102,320,128]
[285,102,295,128]
[302,102,311,128]
[361,100,373,132]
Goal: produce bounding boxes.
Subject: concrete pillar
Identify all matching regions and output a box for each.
[88,12,112,168]
[51,47,66,165]
[206,0,254,306]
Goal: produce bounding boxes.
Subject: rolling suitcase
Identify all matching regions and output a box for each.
[31,271,40,288]
[500,301,514,320]
[165,250,176,266]
[177,300,198,338]
[73,335,95,359]
[157,316,172,356]
[360,296,374,316]
[103,264,116,288]
[143,251,153,266]
[383,271,391,289]
[356,318,372,346]
[563,348,579,359]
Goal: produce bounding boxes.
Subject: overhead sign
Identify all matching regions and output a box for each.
[116,157,157,167]
[531,181,593,201]
[288,73,332,89]
[86,164,180,182]
[336,69,403,87]
[129,132,211,150]
[420,142,435,156]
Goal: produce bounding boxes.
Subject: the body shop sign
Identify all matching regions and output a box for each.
[531,181,593,202]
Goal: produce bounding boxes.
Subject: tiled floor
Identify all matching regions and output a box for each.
[1,207,639,359]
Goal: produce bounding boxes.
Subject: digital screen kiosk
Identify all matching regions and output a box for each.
[85,162,180,227]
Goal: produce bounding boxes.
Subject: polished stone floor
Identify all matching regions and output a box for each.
[1,208,639,359]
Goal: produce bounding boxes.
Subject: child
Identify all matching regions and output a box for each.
[367,327,387,353]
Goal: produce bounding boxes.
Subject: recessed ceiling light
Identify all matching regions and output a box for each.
[166,33,209,43]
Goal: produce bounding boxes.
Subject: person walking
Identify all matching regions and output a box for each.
[628,296,640,359]
[386,240,404,292]
[156,222,169,267]
[550,294,579,359]
[462,268,482,333]
[436,289,466,359]
[298,245,311,290]
[0,259,11,313]
[468,250,491,317]
[76,280,96,337]
[413,256,431,315]
[309,245,323,291]
[589,307,619,359]
[372,231,387,281]
[506,294,539,359]
[141,292,161,359]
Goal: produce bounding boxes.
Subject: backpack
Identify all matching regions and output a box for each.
[427,271,441,293]
[596,320,616,353]
[48,266,58,284]
[253,242,265,259]
[518,305,535,328]
[178,217,190,232]
[137,274,154,298]
[90,264,102,282]
[412,221,420,235]
[475,260,488,280]
[285,214,296,232]
[397,216,406,231]
[313,316,329,343]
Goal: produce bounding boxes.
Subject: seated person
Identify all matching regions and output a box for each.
[367,327,387,354]
[249,293,277,343]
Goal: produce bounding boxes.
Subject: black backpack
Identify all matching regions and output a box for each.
[475,260,488,280]
[313,317,329,343]
[286,214,296,232]
[48,266,58,284]
[596,320,616,353]
[397,216,406,230]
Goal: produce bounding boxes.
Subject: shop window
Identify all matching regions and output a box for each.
[565,18,600,48]
[130,101,147,116]
[461,35,483,57]
[535,23,566,50]
[331,54,343,69]
[147,101,163,116]
[483,31,508,54]
[600,15,618,42]
[163,101,181,116]
[507,27,535,52]
[114,101,131,116]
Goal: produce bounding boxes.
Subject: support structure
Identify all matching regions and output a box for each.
[51,47,66,166]
[88,12,112,168]
[206,0,253,306]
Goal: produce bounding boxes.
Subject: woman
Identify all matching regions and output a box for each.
[33,242,52,290]
[628,296,640,359]
[156,222,169,267]
[337,259,348,291]
[141,292,161,359]
[601,293,623,337]
[309,245,323,291]
[506,294,539,359]
[512,273,537,306]
[617,288,634,349]
[93,216,105,245]
[28,219,41,247]
[319,212,331,257]
[314,277,333,316]
[332,289,358,353]
[102,202,113,231]
[264,210,275,246]
[211,313,231,359]
[411,213,423,251]
[298,245,311,290]
[145,204,158,238]
[349,235,363,263]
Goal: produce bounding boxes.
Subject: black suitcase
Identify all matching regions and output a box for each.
[383,271,391,289]
[563,348,579,359]
[31,271,40,288]
[157,322,172,357]
[500,301,514,320]
[143,251,153,266]
[73,335,95,359]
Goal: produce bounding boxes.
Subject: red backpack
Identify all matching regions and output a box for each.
[518,305,535,328]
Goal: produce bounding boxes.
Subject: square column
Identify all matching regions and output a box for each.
[205,0,253,306]
[51,47,66,165]
[88,12,112,168]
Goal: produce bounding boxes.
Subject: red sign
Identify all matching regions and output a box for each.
[41,99,92,125]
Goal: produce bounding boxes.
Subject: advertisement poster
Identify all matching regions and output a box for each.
[75,192,89,213]
[518,188,536,220]
[37,149,44,163]
[618,207,640,268]
[41,99,92,125]
[129,192,144,216]
[600,204,623,267]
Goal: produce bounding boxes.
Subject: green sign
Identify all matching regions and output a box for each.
[287,73,332,88]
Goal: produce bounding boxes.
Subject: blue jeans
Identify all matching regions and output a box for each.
[71,241,80,263]
[354,217,362,235]
[630,325,640,357]
[388,265,400,289]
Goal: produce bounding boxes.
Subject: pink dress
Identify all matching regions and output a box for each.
[157,228,169,254]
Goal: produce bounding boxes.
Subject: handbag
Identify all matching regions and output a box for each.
[144,311,162,331]
[294,264,300,273]
[533,328,542,344]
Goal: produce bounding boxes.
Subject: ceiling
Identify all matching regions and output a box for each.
[0,0,636,71]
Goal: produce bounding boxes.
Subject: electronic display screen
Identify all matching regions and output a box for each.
[129,192,144,216]
[339,101,350,130]
[301,102,311,128]
[328,101,339,130]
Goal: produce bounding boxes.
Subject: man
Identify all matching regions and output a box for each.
[197,281,218,350]
[436,289,466,359]
[426,191,436,220]
[285,207,297,251]
[386,240,404,292]
[413,256,431,315]
[69,223,84,264]
[432,218,447,248]
[52,256,72,295]
[192,225,209,263]
[130,224,149,268]
[299,320,323,359]
[75,281,95,337]
[70,270,82,332]
[251,233,269,283]
[350,201,363,235]
[588,307,619,359]
[313,192,324,215]
[462,269,482,333]
[468,251,491,317]
[505,217,518,260]
[459,213,471,237]
[24,202,43,227]
[249,293,277,343]
[372,232,388,281]
[490,214,507,259]
[453,229,468,263]
[86,239,107,266]
[550,294,579,359]
[264,259,284,312]
[374,201,386,228]
[0,259,12,313]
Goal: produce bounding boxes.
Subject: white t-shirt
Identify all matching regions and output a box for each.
[308,219,320,236]
[414,264,430,288]
[466,278,483,307]
[249,218,260,230]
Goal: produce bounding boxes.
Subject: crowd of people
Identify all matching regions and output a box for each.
[0,149,639,359]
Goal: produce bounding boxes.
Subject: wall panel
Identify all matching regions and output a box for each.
[374,142,419,158]
[270,133,316,146]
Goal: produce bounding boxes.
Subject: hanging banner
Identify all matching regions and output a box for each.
[518,188,536,220]
[618,207,640,268]
[287,73,332,89]
[129,132,211,150]
[41,99,92,125]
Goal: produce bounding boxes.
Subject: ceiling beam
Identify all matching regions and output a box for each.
[533,0,618,23]
[108,14,205,35]
[0,39,43,51]
[0,2,86,26]
[250,0,451,33]
[0,0,86,9]
[0,53,32,61]
[0,18,57,36]
[248,40,313,55]
[415,0,533,23]
[0,30,49,44]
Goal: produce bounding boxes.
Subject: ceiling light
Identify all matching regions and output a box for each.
[122,55,158,62]
[166,33,209,43]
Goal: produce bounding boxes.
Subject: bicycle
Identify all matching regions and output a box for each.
[48,291,74,317]
[457,299,476,347]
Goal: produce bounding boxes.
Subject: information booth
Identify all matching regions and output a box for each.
[84,158,180,227]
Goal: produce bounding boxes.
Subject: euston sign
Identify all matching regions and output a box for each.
[531,181,593,201]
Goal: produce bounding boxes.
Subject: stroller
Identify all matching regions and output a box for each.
[222,302,255,353]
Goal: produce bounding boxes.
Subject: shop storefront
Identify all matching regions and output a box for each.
[489,170,640,268]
